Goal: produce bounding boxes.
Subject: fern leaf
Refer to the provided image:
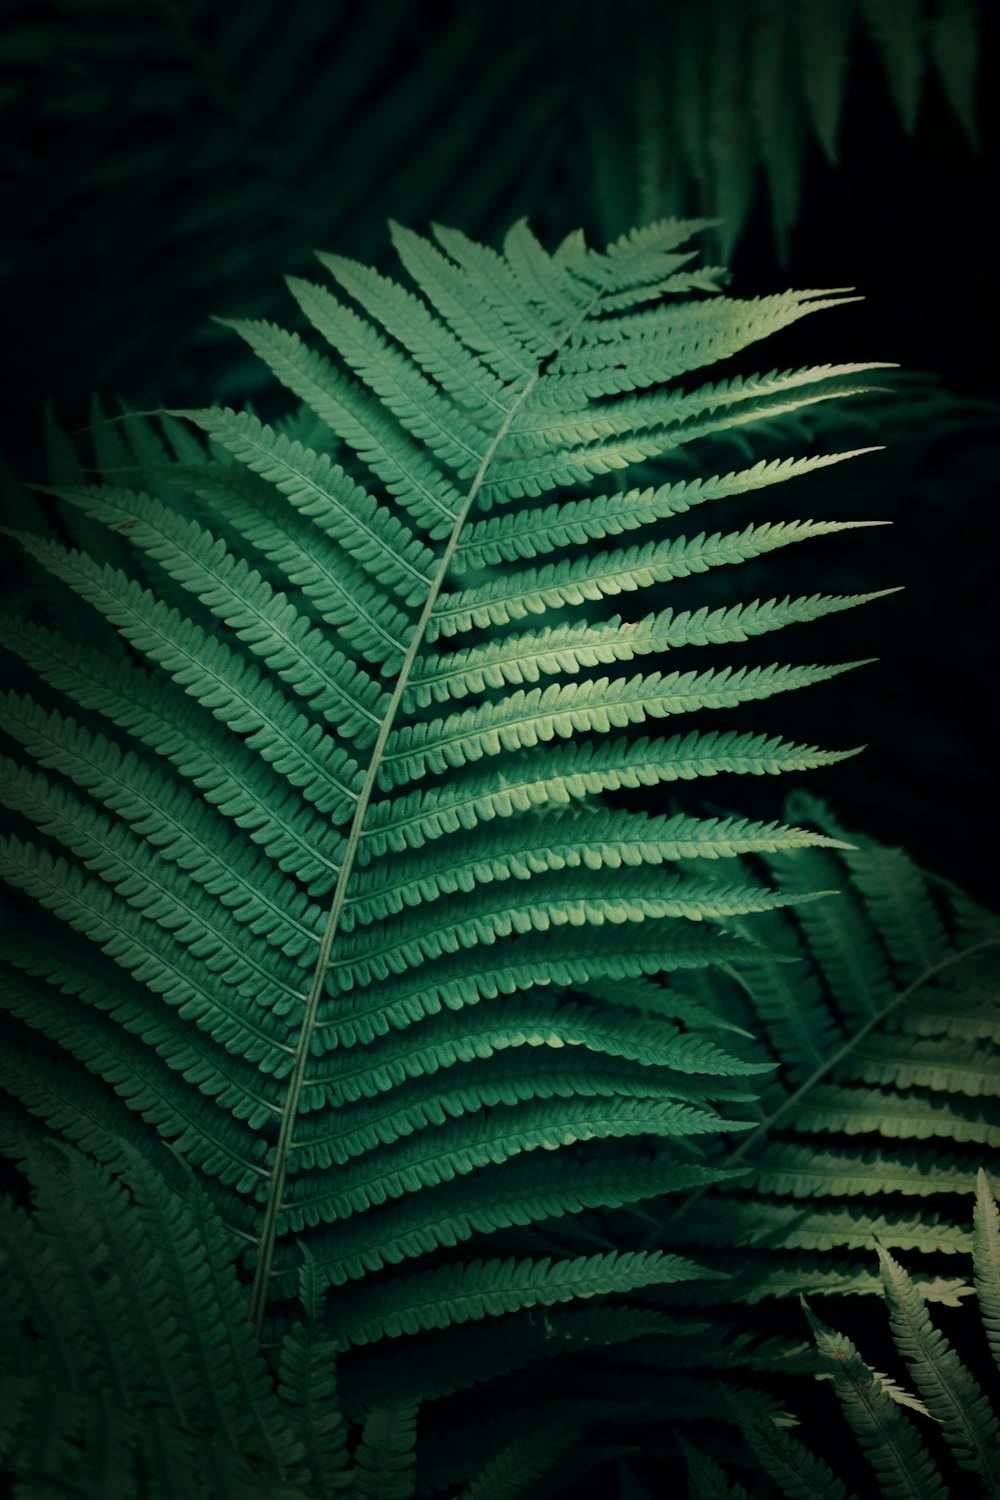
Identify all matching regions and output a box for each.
[0,695,323,958]
[173,455,413,669]
[430,522,883,634]
[0,1189,90,1392]
[21,486,388,745]
[407,591,894,706]
[181,407,436,604]
[0,616,341,893]
[332,1249,719,1347]
[875,1241,1000,1489]
[974,1169,1000,1373]
[217,317,465,537]
[929,0,979,140]
[361,733,861,857]
[0,1144,309,1497]
[677,1432,753,1499]
[725,1388,858,1499]
[618,1464,654,1500]
[351,1405,418,1500]
[380,662,870,788]
[277,1325,351,1498]
[345,809,852,928]
[794,0,854,161]
[858,0,925,132]
[313,250,510,411]
[454,1431,576,1500]
[3,536,363,808]
[804,1303,948,1499]
[301,1158,739,1295]
[284,275,491,476]
[643,807,1000,1420]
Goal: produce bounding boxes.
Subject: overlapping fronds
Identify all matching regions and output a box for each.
[0,1140,314,1499]
[0,1141,578,1499]
[639,795,1000,1311]
[673,1175,1000,1499]
[453,813,999,1472]
[1,218,889,1488]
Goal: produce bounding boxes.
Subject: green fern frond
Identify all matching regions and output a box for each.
[2,219,888,1446]
[568,817,1000,1475]
[974,1167,1000,1372]
[618,1466,654,1500]
[2,0,981,444]
[328,1249,718,1348]
[578,0,981,259]
[802,1304,947,1499]
[875,1240,1000,1489]
[0,1143,312,1499]
[703,1180,1000,1500]
[655,799,1000,1299]
[677,1433,753,1499]
[722,1389,858,1500]
[2,1,566,410]
[353,1404,418,1500]
[359,734,861,860]
[453,1431,576,1500]
[277,1270,351,1497]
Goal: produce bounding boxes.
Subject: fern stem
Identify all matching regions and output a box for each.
[247,379,529,1329]
[247,278,613,1331]
[656,937,1000,1240]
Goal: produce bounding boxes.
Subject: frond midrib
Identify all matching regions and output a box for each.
[249,271,645,1323]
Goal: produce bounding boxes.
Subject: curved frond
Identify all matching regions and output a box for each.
[876,1241,1000,1490]
[2,222,886,1427]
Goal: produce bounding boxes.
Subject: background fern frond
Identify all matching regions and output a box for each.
[0,1143,312,1499]
[690,1178,1000,1500]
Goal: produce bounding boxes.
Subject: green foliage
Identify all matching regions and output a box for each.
[518,807,1000,1458]
[650,796,1000,1311]
[676,1174,1000,1500]
[1,216,893,1489]
[2,0,559,406]
[0,1,994,1494]
[0,1141,315,1498]
[1,1140,589,1498]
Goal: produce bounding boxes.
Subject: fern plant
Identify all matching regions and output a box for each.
[1,0,560,409]
[647,795,1000,1304]
[0,1138,318,1499]
[1,217,898,1473]
[669,1170,1000,1500]
[517,799,1000,1451]
[338,815,999,1490]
